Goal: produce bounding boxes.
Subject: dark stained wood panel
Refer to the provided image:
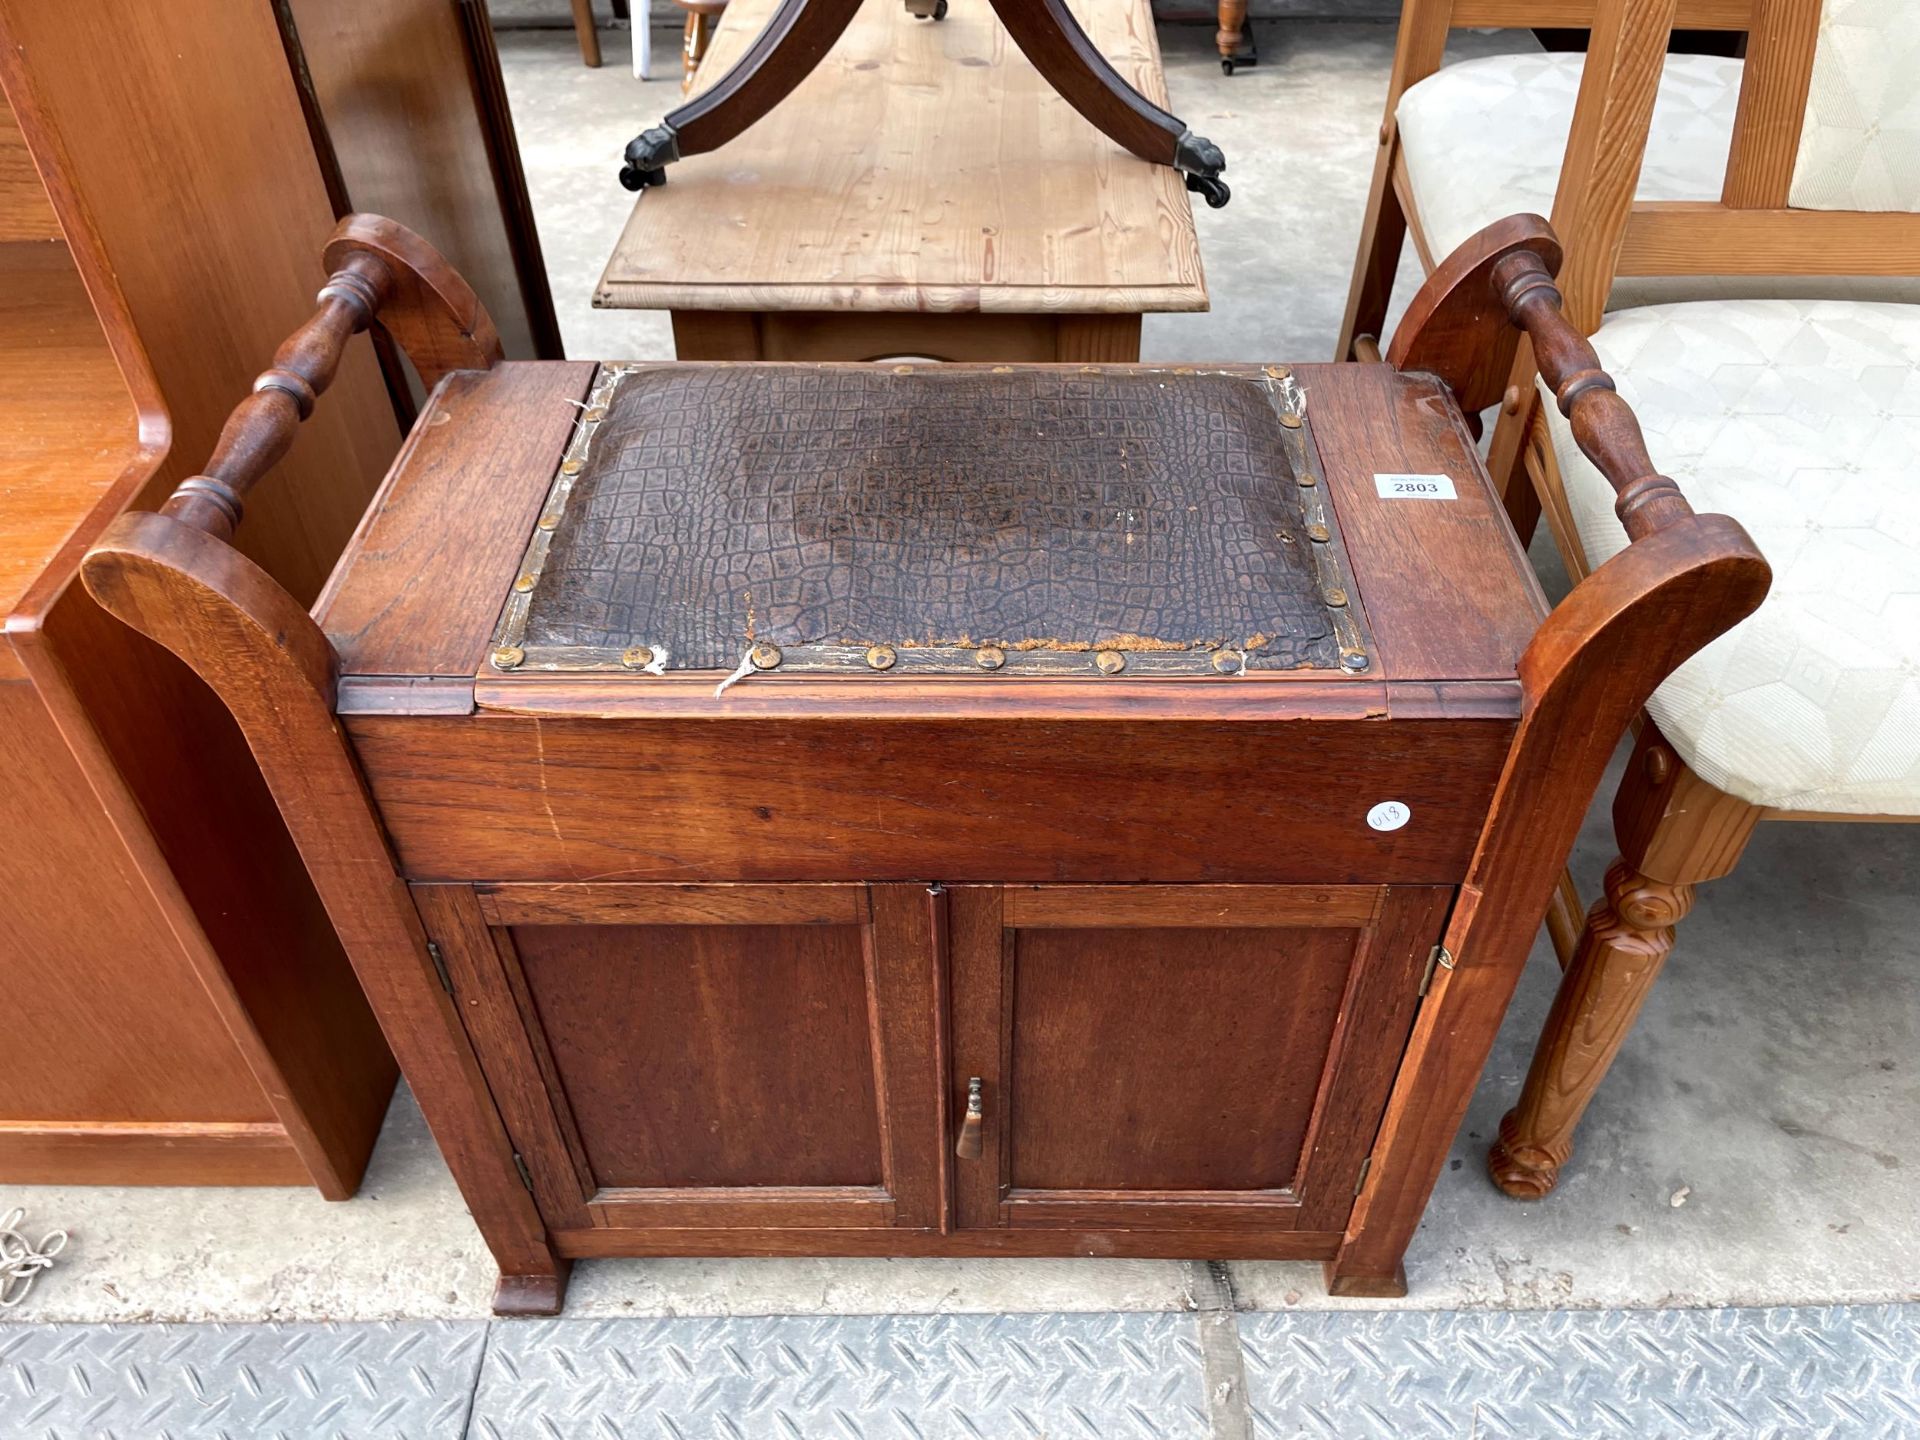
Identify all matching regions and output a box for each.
[513,923,886,1189]
[348,713,1516,886]
[1296,363,1545,682]
[316,362,594,680]
[278,0,558,360]
[1008,926,1357,1192]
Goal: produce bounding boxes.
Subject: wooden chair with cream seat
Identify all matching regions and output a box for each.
[1437,0,1920,1197]
[1338,0,1920,379]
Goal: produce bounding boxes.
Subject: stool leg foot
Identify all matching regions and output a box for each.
[492,1260,572,1317]
[1323,1259,1408,1299]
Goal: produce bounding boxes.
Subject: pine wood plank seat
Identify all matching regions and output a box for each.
[1337,0,1920,370]
[595,0,1208,363]
[1455,0,1920,1199]
[83,211,1766,1313]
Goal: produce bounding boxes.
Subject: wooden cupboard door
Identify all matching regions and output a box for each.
[414,883,944,1233]
[948,885,1452,1235]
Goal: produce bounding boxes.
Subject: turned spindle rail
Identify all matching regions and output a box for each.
[1491,249,1692,541]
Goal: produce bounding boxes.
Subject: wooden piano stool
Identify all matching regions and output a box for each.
[83,214,1768,1314]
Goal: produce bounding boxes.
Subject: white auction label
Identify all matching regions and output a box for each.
[1374,473,1457,500]
[1367,801,1411,832]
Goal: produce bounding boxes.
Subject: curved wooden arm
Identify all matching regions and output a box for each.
[1490,248,1690,542]
[160,213,502,542]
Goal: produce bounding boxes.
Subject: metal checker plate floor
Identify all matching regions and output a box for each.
[3,1303,1917,1438]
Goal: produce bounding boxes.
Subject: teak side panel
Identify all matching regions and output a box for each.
[36,564,398,1197]
[348,714,1514,886]
[0,683,272,1126]
[317,362,595,681]
[278,0,558,361]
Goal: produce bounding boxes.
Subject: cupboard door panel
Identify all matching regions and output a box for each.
[517,922,882,1189]
[951,885,1450,1235]
[1010,926,1355,1193]
[424,882,943,1232]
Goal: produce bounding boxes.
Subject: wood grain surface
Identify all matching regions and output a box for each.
[1006,925,1357,1191]
[596,0,1206,314]
[315,362,594,682]
[279,0,560,360]
[348,711,1514,886]
[0,241,140,639]
[0,95,57,241]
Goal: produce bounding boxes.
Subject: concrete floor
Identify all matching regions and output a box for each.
[3,17,1916,1327]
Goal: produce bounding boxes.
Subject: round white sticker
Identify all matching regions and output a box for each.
[1367,801,1410,832]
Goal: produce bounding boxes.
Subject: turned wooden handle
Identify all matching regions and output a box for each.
[159,252,395,541]
[955,1076,984,1160]
[1491,249,1693,543]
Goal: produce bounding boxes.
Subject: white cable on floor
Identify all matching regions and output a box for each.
[0,1206,67,1309]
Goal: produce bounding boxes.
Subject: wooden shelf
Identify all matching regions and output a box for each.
[0,238,139,624]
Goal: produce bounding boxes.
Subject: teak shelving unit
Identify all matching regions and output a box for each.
[0,5,401,1192]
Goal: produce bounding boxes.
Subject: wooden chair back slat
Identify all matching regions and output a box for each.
[1721,0,1820,206]
[1445,0,1753,27]
[1549,0,1681,330]
[1605,0,1920,277]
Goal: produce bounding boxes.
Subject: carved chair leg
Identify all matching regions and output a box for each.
[1489,724,1761,1197]
[1488,858,1693,1197]
[681,9,713,91]
[984,0,1229,205]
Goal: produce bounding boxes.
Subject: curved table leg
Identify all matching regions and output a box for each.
[620,0,865,190]
[986,0,1229,206]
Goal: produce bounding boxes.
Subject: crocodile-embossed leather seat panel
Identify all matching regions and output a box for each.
[505,366,1362,675]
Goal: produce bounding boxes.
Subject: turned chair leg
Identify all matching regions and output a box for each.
[1488,858,1694,1196]
[1488,724,1761,1197]
[681,10,711,91]
[1216,0,1248,69]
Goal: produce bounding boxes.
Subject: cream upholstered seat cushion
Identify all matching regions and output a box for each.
[1541,300,1920,815]
[1395,52,1920,308]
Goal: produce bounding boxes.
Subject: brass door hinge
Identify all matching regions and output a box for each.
[1353,1155,1373,1196]
[1417,945,1455,997]
[427,941,454,995]
[512,1152,535,1193]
